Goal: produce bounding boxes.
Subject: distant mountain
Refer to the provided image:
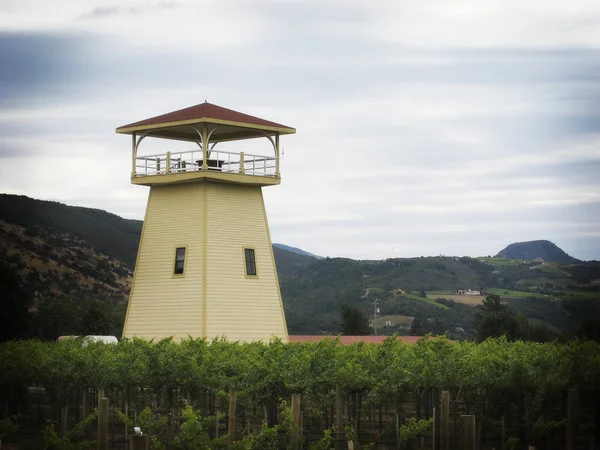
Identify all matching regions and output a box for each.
[495,240,580,264]
[273,243,323,259]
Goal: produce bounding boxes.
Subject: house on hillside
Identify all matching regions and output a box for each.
[457,289,480,295]
[392,289,406,296]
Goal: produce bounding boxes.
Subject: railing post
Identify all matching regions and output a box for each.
[156,157,161,174]
[166,152,171,174]
[240,152,245,174]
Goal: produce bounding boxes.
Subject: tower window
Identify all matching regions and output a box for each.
[244,248,257,276]
[174,247,186,275]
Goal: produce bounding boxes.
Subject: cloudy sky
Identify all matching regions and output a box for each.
[1,0,599,260]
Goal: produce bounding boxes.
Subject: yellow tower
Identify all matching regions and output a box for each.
[116,102,295,342]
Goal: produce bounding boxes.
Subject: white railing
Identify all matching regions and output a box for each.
[134,149,277,178]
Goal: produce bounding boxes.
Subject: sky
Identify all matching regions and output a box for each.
[1,1,599,261]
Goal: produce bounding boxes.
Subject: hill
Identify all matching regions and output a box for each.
[495,240,580,264]
[0,194,316,301]
[1,194,598,340]
[273,243,323,259]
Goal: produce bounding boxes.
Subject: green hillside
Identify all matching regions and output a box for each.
[1,194,598,341]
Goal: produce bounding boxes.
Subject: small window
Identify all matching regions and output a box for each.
[244,248,257,276]
[174,247,186,275]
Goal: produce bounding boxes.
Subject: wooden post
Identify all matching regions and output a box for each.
[396,413,400,450]
[567,389,577,450]
[441,391,450,450]
[98,396,109,450]
[336,384,344,450]
[215,409,220,438]
[460,415,476,450]
[291,394,302,449]
[130,435,149,450]
[61,406,68,437]
[83,388,88,419]
[501,415,505,450]
[228,389,237,445]
[166,151,171,174]
[240,152,245,174]
[432,407,436,450]
[124,403,128,450]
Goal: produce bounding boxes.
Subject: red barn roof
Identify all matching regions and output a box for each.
[288,335,427,345]
[116,102,295,142]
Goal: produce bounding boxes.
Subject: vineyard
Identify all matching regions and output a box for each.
[1,336,599,449]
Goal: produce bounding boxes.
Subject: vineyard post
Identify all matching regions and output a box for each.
[501,415,505,450]
[83,388,88,419]
[98,394,109,450]
[441,391,449,450]
[228,389,237,445]
[460,415,475,450]
[130,435,149,450]
[567,389,577,450]
[61,406,68,437]
[432,406,436,450]
[291,394,301,449]
[336,384,344,450]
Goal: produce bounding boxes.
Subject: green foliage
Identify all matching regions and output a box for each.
[309,428,332,450]
[340,305,371,335]
[506,436,519,450]
[244,422,279,450]
[174,403,227,450]
[0,416,18,440]
[398,418,433,450]
[42,411,98,450]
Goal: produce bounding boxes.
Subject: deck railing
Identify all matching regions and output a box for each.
[134,149,277,177]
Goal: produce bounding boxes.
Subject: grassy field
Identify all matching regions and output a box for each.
[404,293,450,309]
[427,293,485,305]
[487,288,549,298]
[478,257,531,266]
[372,314,414,328]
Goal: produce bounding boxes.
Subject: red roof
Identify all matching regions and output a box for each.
[116,102,295,133]
[288,335,426,345]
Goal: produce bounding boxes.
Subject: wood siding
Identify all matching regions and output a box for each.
[123,181,288,342]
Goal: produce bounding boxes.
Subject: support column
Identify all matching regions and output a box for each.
[275,133,280,177]
[131,133,137,177]
[202,125,208,170]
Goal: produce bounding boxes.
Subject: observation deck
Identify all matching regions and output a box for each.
[116,101,295,187]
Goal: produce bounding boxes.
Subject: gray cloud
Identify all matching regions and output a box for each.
[1,3,599,260]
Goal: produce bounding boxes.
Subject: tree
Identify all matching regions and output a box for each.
[476,294,520,342]
[409,317,424,336]
[339,305,371,335]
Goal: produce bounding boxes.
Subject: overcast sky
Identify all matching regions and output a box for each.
[1,0,599,260]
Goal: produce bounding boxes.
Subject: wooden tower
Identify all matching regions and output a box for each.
[116,102,295,342]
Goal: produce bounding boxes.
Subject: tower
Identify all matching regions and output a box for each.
[116,102,295,342]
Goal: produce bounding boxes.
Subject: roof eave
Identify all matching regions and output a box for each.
[115,117,296,136]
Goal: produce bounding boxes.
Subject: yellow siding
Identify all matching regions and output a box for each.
[123,181,288,343]
[123,184,205,341]
[205,183,288,342]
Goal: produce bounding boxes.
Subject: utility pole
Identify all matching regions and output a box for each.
[372,298,379,335]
